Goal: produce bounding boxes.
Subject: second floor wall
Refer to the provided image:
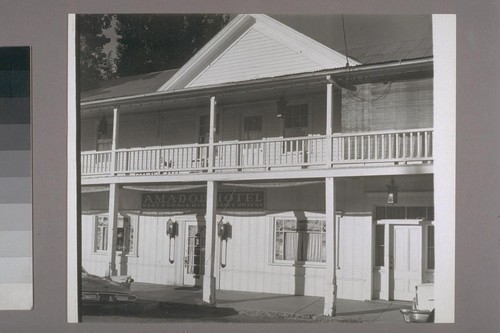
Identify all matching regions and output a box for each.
[81,76,433,152]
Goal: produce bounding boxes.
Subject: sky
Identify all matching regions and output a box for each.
[103,14,432,64]
[271,14,432,51]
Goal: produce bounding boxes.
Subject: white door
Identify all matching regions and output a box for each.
[183,222,206,286]
[391,225,423,301]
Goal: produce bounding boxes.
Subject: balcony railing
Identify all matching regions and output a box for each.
[81,128,433,177]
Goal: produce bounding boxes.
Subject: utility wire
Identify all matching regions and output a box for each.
[340,14,392,103]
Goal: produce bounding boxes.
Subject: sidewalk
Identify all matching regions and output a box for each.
[130,283,411,323]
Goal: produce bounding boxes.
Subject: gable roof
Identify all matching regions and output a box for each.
[158,14,359,91]
[347,38,432,64]
[80,69,177,102]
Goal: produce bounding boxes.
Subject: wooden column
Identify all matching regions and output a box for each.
[203,180,217,304]
[326,79,333,166]
[208,96,216,172]
[324,177,337,316]
[110,107,120,175]
[383,223,390,300]
[106,183,119,276]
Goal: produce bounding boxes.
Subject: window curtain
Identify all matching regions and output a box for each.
[284,233,298,260]
[303,233,323,262]
[284,232,324,262]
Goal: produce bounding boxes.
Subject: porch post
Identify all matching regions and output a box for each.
[324,177,337,316]
[203,180,217,304]
[326,78,333,166]
[106,183,119,276]
[208,96,216,172]
[110,107,120,175]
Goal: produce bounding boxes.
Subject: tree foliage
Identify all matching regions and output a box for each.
[79,15,114,91]
[114,14,230,77]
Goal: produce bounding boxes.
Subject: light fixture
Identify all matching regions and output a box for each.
[276,96,287,118]
[166,218,178,264]
[386,178,398,204]
[166,218,178,238]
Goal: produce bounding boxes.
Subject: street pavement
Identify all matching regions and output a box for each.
[82,282,413,323]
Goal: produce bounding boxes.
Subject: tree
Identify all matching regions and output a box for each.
[114,14,230,77]
[79,15,114,91]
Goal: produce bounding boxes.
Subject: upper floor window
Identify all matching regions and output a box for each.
[284,103,308,131]
[243,115,263,140]
[274,218,325,263]
[96,116,112,151]
[199,114,220,144]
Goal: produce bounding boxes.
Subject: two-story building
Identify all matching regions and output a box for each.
[79,14,439,316]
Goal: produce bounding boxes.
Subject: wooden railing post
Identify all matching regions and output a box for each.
[326,77,334,167]
[208,96,216,172]
[110,107,119,175]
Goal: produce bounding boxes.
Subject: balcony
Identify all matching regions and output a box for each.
[81,128,433,177]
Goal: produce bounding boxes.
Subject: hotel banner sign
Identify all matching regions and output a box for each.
[142,191,265,210]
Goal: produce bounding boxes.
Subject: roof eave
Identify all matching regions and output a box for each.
[80,57,433,110]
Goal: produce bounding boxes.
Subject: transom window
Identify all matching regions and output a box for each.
[94,215,137,255]
[274,218,326,263]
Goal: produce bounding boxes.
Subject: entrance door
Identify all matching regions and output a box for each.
[391,225,423,300]
[183,222,206,286]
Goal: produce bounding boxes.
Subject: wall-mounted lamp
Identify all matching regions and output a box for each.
[218,217,229,240]
[386,178,399,204]
[166,218,178,264]
[166,218,178,238]
[276,96,287,118]
[217,217,231,268]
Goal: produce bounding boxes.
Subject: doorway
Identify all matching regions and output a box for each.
[183,222,206,286]
[390,225,422,301]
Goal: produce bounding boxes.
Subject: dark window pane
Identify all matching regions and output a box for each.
[407,207,427,219]
[427,226,435,269]
[375,225,385,266]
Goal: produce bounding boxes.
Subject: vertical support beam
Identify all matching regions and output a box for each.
[325,78,333,166]
[203,180,217,304]
[433,15,456,323]
[324,177,337,316]
[208,96,216,172]
[67,13,79,323]
[106,183,119,276]
[110,107,120,175]
[382,223,391,300]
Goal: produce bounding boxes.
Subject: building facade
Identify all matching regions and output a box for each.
[79,14,439,316]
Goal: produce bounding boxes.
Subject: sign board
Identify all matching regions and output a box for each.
[141,191,265,210]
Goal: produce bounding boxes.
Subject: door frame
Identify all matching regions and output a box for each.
[374,219,431,301]
[182,220,206,286]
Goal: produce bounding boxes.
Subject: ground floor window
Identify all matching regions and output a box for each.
[274,218,326,263]
[94,215,137,255]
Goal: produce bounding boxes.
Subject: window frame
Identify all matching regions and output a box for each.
[272,217,326,266]
[374,224,385,267]
[426,224,435,270]
[93,214,138,257]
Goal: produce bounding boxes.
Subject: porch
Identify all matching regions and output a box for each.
[81,128,433,177]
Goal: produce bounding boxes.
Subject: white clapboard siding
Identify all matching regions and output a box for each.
[218,214,327,297]
[188,28,324,88]
[81,215,178,284]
